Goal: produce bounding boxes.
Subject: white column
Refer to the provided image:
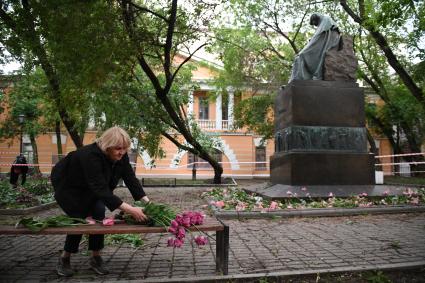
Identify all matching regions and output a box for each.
[215,93,222,130]
[228,89,234,129]
[187,90,194,117]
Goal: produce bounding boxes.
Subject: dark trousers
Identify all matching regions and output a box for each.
[10,171,27,187]
[64,200,105,253]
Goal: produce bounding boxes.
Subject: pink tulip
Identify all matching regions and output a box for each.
[102,218,114,226]
[269,201,278,210]
[168,226,177,234]
[182,217,191,228]
[175,215,184,225]
[410,197,420,205]
[194,235,208,246]
[176,227,186,239]
[214,201,225,208]
[167,238,175,247]
[170,220,179,228]
[174,238,184,248]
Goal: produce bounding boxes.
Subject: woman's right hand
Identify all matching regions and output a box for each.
[119,202,147,222]
[129,206,147,222]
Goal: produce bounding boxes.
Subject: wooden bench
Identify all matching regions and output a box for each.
[0,217,229,275]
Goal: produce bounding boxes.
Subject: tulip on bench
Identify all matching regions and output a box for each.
[0,217,229,275]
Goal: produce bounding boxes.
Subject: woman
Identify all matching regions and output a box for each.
[51,126,149,277]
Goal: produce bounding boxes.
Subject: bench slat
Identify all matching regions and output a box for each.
[0,218,224,235]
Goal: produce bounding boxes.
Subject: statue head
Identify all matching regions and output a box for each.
[309,13,321,26]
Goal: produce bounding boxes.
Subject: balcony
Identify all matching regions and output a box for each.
[197,119,230,130]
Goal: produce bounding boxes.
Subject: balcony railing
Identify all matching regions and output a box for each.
[197,119,230,130]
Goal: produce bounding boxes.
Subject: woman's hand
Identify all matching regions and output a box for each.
[141,196,150,203]
[119,202,147,222]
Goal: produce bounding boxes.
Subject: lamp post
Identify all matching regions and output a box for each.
[18,114,25,156]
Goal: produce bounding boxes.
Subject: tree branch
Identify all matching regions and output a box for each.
[161,131,196,153]
[127,1,169,22]
[163,0,178,93]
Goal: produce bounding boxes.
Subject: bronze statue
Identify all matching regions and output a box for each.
[289,13,341,82]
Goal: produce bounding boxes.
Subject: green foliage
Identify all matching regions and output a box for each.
[16,215,87,232]
[233,94,275,139]
[123,201,177,227]
[105,234,144,248]
[364,270,392,283]
[0,179,20,207]
[0,176,54,208]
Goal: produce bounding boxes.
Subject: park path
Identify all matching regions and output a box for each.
[0,185,424,282]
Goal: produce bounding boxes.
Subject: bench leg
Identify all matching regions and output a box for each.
[215,224,229,275]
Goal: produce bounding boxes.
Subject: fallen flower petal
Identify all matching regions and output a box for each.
[214,201,225,208]
[86,217,96,225]
[269,201,279,210]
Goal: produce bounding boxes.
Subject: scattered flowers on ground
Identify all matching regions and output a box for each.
[202,187,425,212]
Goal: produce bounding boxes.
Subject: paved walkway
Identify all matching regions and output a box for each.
[0,184,424,282]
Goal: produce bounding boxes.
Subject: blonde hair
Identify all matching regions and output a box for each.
[96,126,131,153]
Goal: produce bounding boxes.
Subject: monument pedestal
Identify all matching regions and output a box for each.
[270,80,375,187]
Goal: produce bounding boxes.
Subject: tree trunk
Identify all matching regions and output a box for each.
[399,121,425,177]
[55,120,63,157]
[192,155,197,181]
[29,134,41,175]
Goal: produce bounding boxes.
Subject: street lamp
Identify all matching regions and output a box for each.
[18,114,25,156]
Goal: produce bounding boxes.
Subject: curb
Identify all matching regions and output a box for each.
[0,201,57,215]
[114,261,425,283]
[212,205,425,219]
[140,178,238,188]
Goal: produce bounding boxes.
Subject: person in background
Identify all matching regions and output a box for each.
[51,126,149,277]
[9,155,28,187]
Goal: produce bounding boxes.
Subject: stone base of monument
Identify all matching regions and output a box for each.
[270,152,375,185]
[269,80,375,197]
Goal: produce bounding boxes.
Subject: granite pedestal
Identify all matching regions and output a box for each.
[269,80,374,190]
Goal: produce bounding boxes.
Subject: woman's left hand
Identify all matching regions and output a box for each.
[142,196,150,203]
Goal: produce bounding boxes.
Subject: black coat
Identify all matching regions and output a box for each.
[51,143,146,217]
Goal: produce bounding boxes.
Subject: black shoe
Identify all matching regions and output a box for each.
[89,256,109,275]
[56,256,74,277]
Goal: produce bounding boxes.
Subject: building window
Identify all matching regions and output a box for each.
[187,149,222,169]
[198,97,209,120]
[255,146,267,170]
